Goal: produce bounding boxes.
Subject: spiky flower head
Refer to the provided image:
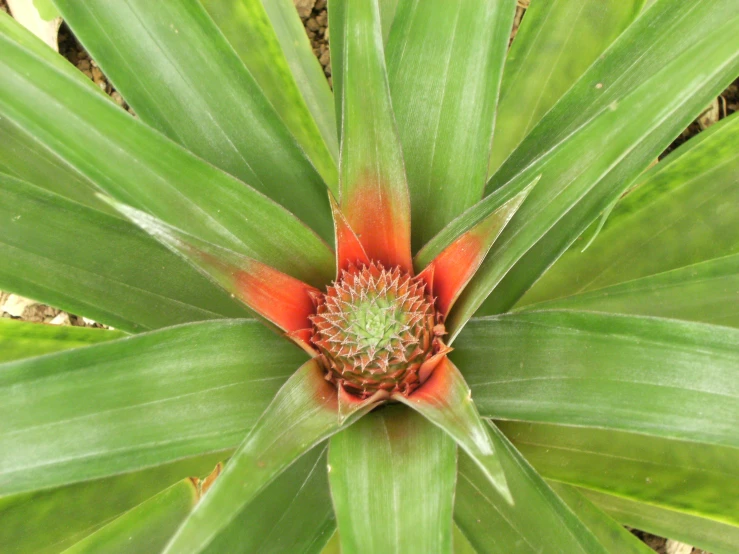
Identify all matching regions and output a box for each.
[310,262,444,398]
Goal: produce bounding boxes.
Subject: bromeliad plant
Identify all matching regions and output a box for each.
[0,0,737,553]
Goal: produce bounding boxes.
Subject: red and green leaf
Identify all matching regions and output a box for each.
[417,187,531,319]
[448,2,739,334]
[331,0,412,271]
[0,175,251,333]
[104,200,320,336]
[386,0,517,248]
[0,14,335,285]
[329,194,370,274]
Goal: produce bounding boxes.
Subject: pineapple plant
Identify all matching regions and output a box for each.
[0,0,737,552]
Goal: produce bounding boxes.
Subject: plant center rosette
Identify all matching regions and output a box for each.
[310,262,447,398]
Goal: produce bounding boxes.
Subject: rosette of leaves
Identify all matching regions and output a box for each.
[0,0,737,553]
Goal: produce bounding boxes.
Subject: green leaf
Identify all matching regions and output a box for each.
[0,15,335,285]
[0,318,125,362]
[498,420,739,528]
[488,0,644,175]
[385,0,516,249]
[453,525,476,554]
[162,359,380,554]
[378,0,399,43]
[518,254,739,328]
[0,10,92,88]
[520,112,739,307]
[0,117,111,213]
[0,453,224,554]
[454,423,607,554]
[0,175,251,333]
[548,483,653,554]
[62,478,199,554]
[0,319,307,496]
[198,0,338,190]
[33,0,60,21]
[321,531,341,554]
[0,12,112,212]
[448,1,739,331]
[489,0,738,189]
[328,405,456,554]
[204,445,335,554]
[327,0,346,137]
[396,359,511,502]
[331,0,412,271]
[52,0,335,233]
[455,311,739,447]
[580,487,739,554]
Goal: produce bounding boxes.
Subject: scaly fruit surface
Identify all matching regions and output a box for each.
[311,262,444,397]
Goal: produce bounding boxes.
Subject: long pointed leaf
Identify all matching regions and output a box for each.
[52,0,335,232]
[0,318,124,363]
[448,9,739,333]
[329,194,370,273]
[414,175,541,270]
[0,453,224,554]
[0,9,110,211]
[328,405,456,554]
[0,14,335,285]
[488,0,644,175]
[62,478,199,554]
[453,525,476,554]
[455,311,739,448]
[489,0,738,189]
[418,187,531,318]
[548,483,653,554]
[520,111,739,307]
[0,116,109,213]
[0,320,307,496]
[162,359,380,554]
[103,202,320,335]
[454,424,607,554]
[200,0,338,189]
[519,254,739,328]
[580,487,739,554]
[332,0,412,271]
[321,531,341,554]
[203,445,335,554]
[396,358,511,502]
[498,420,739,529]
[0,175,251,333]
[386,0,517,248]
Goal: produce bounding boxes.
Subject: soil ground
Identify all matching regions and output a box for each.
[0,1,731,552]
